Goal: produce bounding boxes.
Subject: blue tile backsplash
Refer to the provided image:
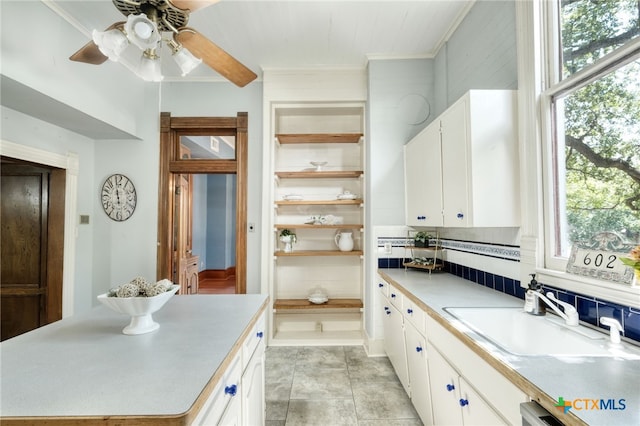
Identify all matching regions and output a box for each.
[378,256,640,344]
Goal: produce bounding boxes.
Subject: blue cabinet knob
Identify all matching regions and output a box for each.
[384,306,389,311]
[459,399,469,407]
[378,283,384,288]
[256,331,264,338]
[416,346,423,352]
[391,293,396,298]
[225,384,237,396]
[446,384,455,392]
[407,308,413,314]
[457,212,464,219]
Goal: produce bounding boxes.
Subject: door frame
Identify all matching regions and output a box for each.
[0,140,79,317]
[157,112,248,294]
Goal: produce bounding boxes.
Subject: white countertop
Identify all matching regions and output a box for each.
[0,294,268,420]
[379,268,640,426]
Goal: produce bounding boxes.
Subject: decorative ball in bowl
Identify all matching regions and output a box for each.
[97,278,179,335]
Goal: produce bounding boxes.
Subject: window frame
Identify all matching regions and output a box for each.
[533,0,640,306]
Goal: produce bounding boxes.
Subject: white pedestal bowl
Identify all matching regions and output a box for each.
[97,285,179,335]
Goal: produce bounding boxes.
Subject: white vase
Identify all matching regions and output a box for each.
[280,235,294,253]
[334,232,354,252]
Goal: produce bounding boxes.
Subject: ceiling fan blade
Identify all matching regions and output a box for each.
[69,22,125,65]
[176,28,257,87]
[69,41,108,65]
[169,0,220,12]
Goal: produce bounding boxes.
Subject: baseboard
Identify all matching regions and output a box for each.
[363,331,386,357]
[199,267,236,281]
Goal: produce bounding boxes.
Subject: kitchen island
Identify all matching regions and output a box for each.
[379,268,640,426]
[0,294,268,425]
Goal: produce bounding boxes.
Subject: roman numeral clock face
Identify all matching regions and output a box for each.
[101,174,137,221]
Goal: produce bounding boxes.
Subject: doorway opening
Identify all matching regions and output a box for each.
[0,157,65,340]
[157,112,248,294]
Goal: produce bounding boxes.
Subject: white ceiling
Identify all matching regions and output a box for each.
[47,0,474,82]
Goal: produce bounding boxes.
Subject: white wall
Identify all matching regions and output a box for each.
[0,1,145,136]
[435,0,518,115]
[91,84,162,299]
[2,1,172,311]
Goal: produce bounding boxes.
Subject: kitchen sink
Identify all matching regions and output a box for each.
[443,307,640,359]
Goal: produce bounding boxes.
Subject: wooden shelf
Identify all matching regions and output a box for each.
[274,298,363,310]
[275,199,363,206]
[275,224,363,229]
[403,261,444,271]
[275,171,363,179]
[275,250,363,257]
[276,133,363,144]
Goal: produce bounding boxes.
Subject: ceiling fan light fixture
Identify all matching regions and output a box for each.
[92,28,128,61]
[138,49,164,82]
[172,45,202,77]
[124,13,161,50]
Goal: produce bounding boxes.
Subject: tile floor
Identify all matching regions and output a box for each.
[265,346,423,425]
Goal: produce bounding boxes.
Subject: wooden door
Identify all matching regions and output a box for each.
[0,162,64,340]
[175,172,195,294]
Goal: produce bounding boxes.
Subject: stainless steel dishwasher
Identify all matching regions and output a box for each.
[520,401,564,426]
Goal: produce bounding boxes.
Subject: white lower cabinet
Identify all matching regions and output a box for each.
[192,311,266,425]
[404,321,433,425]
[428,345,506,425]
[427,315,528,425]
[218,394,241,426]
[381,283,432,425]
[242,340,265,426]
[382,298,410,395]
[380,279,529,426]
[192,354,242,425]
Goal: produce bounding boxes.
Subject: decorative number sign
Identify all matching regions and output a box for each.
[566,232,635,285]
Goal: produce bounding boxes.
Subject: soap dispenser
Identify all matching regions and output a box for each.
[524,274,546,316]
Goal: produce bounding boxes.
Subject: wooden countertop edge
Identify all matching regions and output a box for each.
[1,296,270,426]
[379,270,587,426]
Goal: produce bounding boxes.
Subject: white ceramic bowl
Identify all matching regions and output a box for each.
[308,292,328,304]
[97,284,179,335]
[310,161,328,171]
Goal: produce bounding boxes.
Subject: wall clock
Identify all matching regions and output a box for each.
[101,174,137,221]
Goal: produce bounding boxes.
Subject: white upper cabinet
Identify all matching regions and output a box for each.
[404,90,519,228]
[405,123,443,227]
[441,90,519,227]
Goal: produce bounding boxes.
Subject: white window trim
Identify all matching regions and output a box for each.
[515,0,640,309]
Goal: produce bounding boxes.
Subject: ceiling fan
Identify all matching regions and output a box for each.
[69,0,257,87]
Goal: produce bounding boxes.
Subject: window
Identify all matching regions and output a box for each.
[544,0,640,270]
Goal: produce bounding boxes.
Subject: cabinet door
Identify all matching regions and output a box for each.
[242,341,265,426]
[427,346,464,425]
[440,98,471,227]
[405,123,443,227]
[459,376,507,426]
[405,322,433,425]
[192,354,242,426]
[382,301,410,395]
[219,393,241,426]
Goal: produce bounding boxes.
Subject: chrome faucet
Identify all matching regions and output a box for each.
[527,291,579,326]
